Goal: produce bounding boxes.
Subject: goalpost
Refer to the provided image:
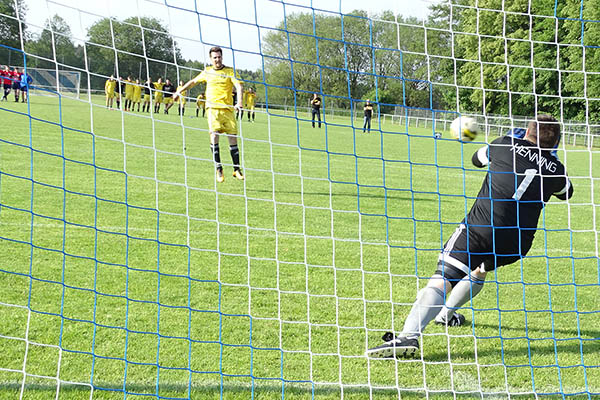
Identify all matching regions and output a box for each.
[26,67,81,98]
[0,0,598,399]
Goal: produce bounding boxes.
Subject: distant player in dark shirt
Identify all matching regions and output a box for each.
[310,93,321,128]
[115,77,125,109]
[363,99,373,133]
[142,77,152,113]
[367,115,574,359]
[162,78,176,114]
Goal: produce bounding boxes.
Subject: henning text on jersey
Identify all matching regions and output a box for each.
[511,142,557,173]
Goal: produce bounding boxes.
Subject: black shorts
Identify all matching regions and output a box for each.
[12,81,20,90]
[435,223,532,283]
[3,83,10,90]
[20,85,27,92]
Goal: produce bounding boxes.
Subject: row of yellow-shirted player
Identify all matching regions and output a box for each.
[104,76,257,109]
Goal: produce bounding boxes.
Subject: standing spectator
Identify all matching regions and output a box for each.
[245,88,257,122]
[132,78,142,112]
[115,77,125,109]
[310,93,322,128]
[142,77,152,113]
[105,75,116,109]
[12,67,22,102]
[19,68,32,103]
[196,93,206,118]
[162,78,176,114]
[1,65,12,101]
[363,99,374,133]
[176,80,187,116]
[124,76,134,111]
[153,77,164,113]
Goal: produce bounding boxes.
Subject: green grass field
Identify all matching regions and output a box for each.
[0,94,599,399]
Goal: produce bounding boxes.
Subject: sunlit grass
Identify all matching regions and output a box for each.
[0,94,598,399]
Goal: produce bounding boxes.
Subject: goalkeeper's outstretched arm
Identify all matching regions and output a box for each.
[472,146,489,168]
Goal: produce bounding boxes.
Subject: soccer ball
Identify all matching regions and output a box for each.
[449,116,479,141]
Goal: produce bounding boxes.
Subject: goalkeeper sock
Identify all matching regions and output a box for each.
[400,286,445,339]
[436,274,484,321]
[211,144,222,169]
[230,144,240,170]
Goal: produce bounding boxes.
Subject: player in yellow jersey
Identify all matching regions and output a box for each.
[105,75,116,109]
[132,78,142,112]
[196,93,206,117]
[153,78,164,113]
[124,76,134,111]
[245,87,257,122]
[174,46,244,183]
[142,77,152,113]
[176,80,187,116]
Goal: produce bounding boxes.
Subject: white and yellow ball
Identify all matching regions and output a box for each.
[450,116,479,141]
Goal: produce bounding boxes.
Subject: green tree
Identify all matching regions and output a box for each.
[86,16,183,89]
[262,10,450,112]
[555,0,600,120]
[429,0,600,120]
[26,15,83,69]
[0,0,27,64]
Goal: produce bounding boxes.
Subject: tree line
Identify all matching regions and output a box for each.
[2,0,600,120]
[263,0,600,120]
[0,0,260,96]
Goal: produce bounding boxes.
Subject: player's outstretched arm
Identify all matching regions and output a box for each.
[174,79,198,102]
[554,178,574,201]
[471,146,489,168]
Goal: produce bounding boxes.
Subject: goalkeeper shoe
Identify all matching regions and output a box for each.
[366,332,419,359]
[216,168,225,183]
[232,169,245,181]
[434,312,466,327]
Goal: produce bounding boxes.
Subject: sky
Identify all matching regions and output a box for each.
[21,0,439,70]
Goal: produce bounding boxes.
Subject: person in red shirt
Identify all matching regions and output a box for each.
[11,68,21,102]
[1,65,12,101]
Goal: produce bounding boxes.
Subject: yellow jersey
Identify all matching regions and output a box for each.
[153,81,165,92]
[133,84,142,100]
[153,82,165,102]
[125,80,134,97]
[105,79,116,94]
[191,66,240,109]
[245,91,256,107]
[177,85,187,100]
[196,94,205,107]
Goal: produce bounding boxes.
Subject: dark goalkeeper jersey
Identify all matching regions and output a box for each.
[467,135,572,255]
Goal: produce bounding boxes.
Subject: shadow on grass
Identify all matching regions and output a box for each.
[472,321,600,342]
[247,187,440,203]
[427,321,600,361]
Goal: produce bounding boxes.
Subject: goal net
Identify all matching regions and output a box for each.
[26,68,81,97]
[0,0,597,399]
